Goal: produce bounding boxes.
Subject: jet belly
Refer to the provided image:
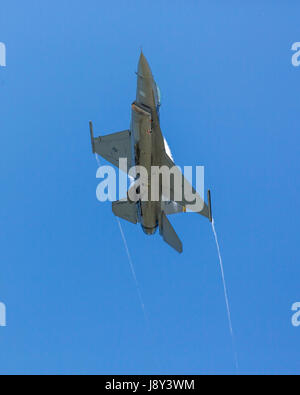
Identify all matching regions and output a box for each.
[131,103,158,235]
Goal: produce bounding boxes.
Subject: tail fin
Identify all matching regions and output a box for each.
[159,212,183,253]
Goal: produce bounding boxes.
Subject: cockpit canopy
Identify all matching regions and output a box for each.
[153,82,161,114]
[156,84,161,106]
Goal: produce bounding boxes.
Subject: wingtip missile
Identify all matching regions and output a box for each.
[208,189,212,223]
[89,121,95,154]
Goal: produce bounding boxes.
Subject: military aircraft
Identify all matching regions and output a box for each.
[89,52,212,253]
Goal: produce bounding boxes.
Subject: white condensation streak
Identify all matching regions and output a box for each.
[212,218,239,372]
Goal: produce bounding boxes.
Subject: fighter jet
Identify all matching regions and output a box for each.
[89,52,212,253]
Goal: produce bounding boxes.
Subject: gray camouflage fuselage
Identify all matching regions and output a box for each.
[131,53,164,235]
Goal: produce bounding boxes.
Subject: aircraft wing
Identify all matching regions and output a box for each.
[160,151,210,220]
[89,121,132,170]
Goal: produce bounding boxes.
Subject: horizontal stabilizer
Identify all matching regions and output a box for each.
[161,200,185,215]
[159,211,183,253]
[112,200,138,224]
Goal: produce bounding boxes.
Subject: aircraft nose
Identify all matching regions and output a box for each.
[138,51,152,77]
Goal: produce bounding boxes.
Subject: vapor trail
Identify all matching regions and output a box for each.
[95,153,148,323]
[94,154,157,364]
[116,218,150,327]
[116,217,162,370]
[211,218,239,372]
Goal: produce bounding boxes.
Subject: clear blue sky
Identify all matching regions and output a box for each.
[1,1,300,375]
